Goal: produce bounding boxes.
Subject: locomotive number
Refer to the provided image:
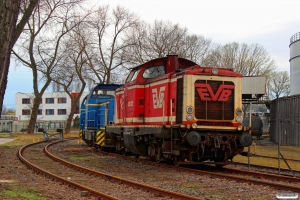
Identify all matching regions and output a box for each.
[195,83,235,102]
[127,101,133,107]
[152,86,165,109]
[120,95,124,110]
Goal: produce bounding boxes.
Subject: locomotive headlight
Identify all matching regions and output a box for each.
[192,123,197,129]
[186,114,193,121]
[236,108,243,116]
[236,116,243,122]
[212,67,218,75]
[238,125,243,131]
[186,106,194,114]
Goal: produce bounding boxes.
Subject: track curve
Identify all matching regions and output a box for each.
[18,139,204,200]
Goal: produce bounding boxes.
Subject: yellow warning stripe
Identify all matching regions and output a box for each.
[96,130,105,146]
[79,130,83,139]
[86,102,109,107]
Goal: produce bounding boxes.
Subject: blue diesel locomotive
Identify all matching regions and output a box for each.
[80,84,122,147]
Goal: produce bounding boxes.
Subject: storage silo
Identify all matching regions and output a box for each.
[290,32,300,95]
[268,33,300,146]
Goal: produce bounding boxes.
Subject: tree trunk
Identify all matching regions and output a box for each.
[0,0,21,117]
[27,95,42,134]
[65,98,78,134]
[65,111,74,135]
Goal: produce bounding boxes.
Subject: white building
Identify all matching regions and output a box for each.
[15,91,89,123]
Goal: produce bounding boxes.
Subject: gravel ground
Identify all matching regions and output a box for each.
[53,140,292,200]
[0,137,296,200]
[0,144,95,199]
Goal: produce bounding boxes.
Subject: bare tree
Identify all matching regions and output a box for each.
[268,71,290,99]
[83,5,140,84]
[51,24,90,134]
[125,20,214,66]
[203,42,277,76]
[0,0,39,117]
[1,105,15,116]
[13,0,85,133]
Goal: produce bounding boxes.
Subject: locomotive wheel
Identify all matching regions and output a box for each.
[155,147,162,163]
[214,151,226,167]
[155,154,161,163]
[122,149,128,156]
[174,156,180,167]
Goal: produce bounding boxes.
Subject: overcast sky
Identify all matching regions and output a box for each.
[4,0,300,109]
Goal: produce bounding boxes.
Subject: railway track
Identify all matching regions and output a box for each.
[88,146,300,193]
[253,154,300,163]
[229,161,300,177]
[18,139,203,200]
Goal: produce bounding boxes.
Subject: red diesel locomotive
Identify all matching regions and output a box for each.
[104,55,252,165]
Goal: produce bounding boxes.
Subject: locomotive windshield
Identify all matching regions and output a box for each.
[143,65,165,79]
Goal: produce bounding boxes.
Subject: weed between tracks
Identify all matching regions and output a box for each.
[0,185,46,200]
[0,132,80,200]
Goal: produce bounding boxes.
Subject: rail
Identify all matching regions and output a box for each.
[102,150,300,193]
[18,139,203,200]
[18,140,117,200]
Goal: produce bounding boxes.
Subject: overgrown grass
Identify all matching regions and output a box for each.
[234,143,300,170]
[0,186,46,200]
[0,132,79,147]
[0,133,12,138]
[69,154,89,161]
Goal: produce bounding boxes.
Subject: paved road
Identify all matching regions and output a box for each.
[0,138,14,145]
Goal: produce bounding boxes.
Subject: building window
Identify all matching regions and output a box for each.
[22,98,31,104]
[57,97,66,103]
[58,109,66,115]
[37,109,43,115]
[45,98,54,104]
[46,109,54,115]
[22,109,30,115]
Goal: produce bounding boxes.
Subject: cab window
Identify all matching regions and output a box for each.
[126,68,141,83]
[143,65,165,79]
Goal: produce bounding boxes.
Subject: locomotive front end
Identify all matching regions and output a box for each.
[174,67,252,163]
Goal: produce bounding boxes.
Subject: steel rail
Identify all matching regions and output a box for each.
[221,167,300,183]
[231,161,300,175]
[45,140,204,200]
[101,151,300,193]
[18,140,119,200]
[253,154,300,163]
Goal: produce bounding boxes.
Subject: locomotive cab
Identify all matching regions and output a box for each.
[79,84,122,147]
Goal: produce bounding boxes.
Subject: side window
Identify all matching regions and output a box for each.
[125,68,141,83]
[143,65,165,79]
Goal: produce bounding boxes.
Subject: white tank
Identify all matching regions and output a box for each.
[290,32,300,95]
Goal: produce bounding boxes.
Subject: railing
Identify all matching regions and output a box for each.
[290,32,300,44]
[0,115,14,120]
